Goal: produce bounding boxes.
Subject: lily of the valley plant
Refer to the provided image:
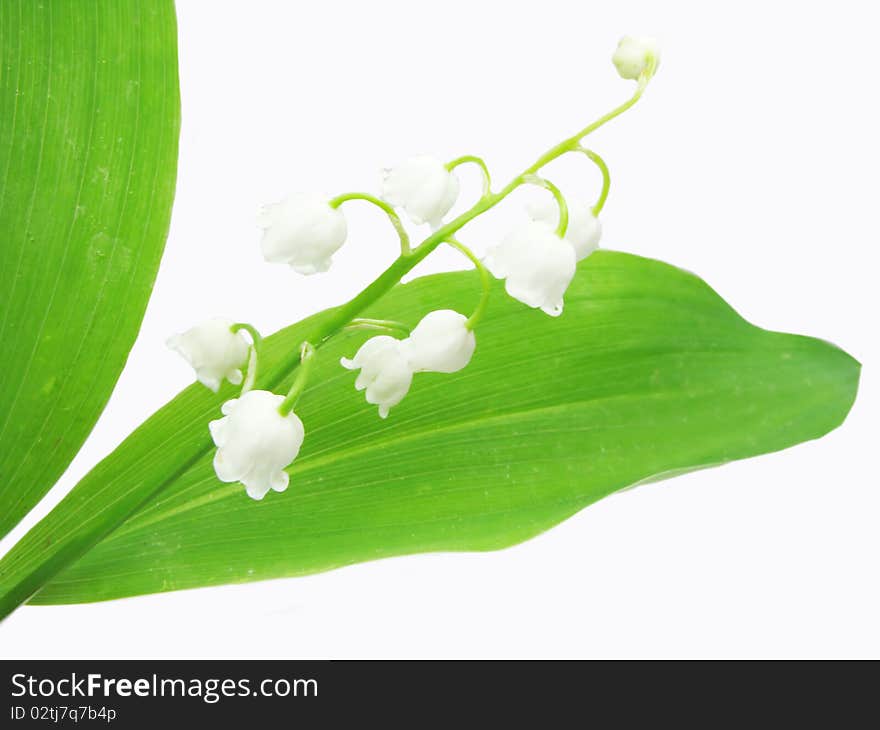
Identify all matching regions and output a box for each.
[0,14,859,618]
[169,36,661,501]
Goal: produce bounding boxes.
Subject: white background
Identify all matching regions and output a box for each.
[1,0,878,658]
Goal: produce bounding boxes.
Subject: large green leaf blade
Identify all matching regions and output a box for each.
[0,0,180,538]
[3,252,856,605]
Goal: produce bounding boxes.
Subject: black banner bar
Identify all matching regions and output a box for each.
[2,660,877,725]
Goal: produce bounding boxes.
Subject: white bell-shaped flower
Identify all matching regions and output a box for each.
[612,36,661,81]
[405,310,475,374]
[485,221,577,317]
[527,198,602,261]
[167,318,250,392]
[209,390,305,500]
[341,335,413,418]
[259,193,348,275]
[381,155,459,226]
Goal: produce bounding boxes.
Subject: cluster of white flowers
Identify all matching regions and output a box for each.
[167,36,658,500]
[341,310,475,418]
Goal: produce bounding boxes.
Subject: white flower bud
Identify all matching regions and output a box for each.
[167,318,250,392]
[259,193,348,275]
[612,36,661,81]
[381,155,459,226]
[527,198,602,261]
[405,310,475,374]
[209,390,305,501]
[485,221,577,317]
[341,336,413,418]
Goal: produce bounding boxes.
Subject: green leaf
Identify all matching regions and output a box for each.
[0,0,180,538]
[0,252,859,609]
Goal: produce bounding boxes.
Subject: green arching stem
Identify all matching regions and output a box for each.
[524,174,569,236]
[329,192,411,257]
[279,342,316,416]
[241,350,258,393]
[346,318,411,337]
[446,155,492,196]
[231,323,263,394]
[443,238,491,330]
[565,65,653,148]
[231,322,262,346]
[578,147,611,216]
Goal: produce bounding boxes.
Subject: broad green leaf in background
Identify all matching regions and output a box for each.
[0,252,859,610]
[0,0,180,538]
